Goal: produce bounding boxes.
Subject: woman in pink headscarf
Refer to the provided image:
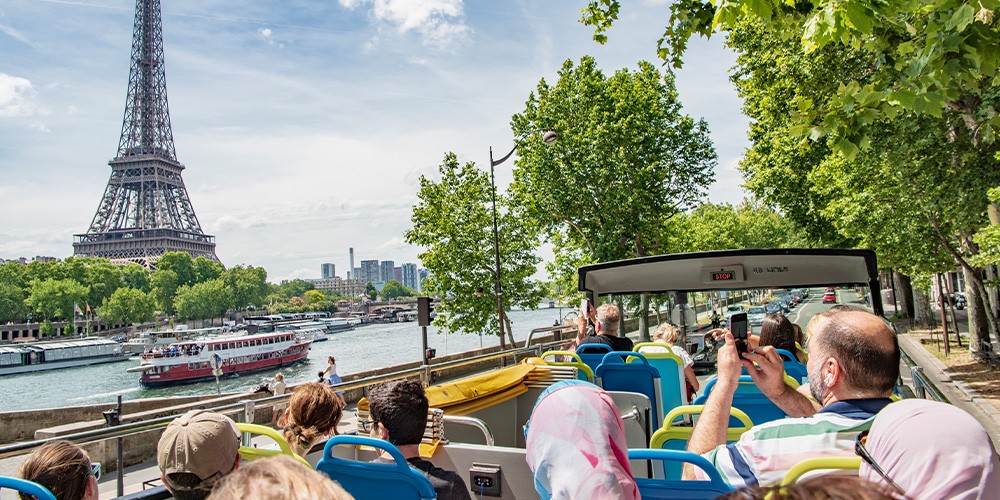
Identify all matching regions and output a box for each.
[858,399,1000,499]
[525,380,639,500]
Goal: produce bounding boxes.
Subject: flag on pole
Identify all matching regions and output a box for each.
[74,303,82,316]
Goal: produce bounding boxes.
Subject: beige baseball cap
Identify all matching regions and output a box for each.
[157,410,240,486]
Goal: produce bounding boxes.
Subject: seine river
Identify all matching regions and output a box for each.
[1,307,570,412]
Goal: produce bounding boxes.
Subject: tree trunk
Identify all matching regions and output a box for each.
[912,285,935,328]
[894,271,914,319]
[965,268,992,353]
[638,293,650,343]
[503,312,516,347]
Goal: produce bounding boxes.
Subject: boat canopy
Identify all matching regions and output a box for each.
[578,249,881,313]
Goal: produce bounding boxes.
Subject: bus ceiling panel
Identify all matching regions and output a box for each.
[578,249,878,297]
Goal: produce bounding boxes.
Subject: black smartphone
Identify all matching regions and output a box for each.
[727,312,749,355]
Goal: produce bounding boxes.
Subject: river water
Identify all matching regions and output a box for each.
[1,307,570,412]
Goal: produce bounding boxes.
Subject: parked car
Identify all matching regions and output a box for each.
[823,292,837,304]
[748,306,767,325]
[725,304,745,314]
[765,302,783,314]
[953,293,967,310]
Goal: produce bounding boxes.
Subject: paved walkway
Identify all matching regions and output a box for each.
[897,332,1000,441]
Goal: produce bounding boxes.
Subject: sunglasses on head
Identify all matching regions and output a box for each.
[88,462,101,481]
[855,430,904,495]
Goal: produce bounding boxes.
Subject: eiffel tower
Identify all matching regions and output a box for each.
[73,0,218,267]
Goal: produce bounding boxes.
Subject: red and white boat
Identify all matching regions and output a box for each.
[128,331,311,388]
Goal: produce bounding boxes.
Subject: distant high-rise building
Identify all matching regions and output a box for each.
[393,266,402,282]
[353,267,361,281]
[349,248,355,280]
[360,260,379,284]
[402,263,418,290]
[380,260,395,283]
[418,268,430,291]
[321,263,335,279]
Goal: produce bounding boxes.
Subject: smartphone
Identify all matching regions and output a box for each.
[580,299,594,333]
[727,312,749,355]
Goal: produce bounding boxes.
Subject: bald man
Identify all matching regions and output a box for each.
[685,309,900,487]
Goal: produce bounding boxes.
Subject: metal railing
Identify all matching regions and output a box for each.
[442,415,495,446]
[909,366,947,402]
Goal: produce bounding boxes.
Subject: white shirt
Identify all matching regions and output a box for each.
[638,342,694,368]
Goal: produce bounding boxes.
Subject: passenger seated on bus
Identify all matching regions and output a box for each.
[18,440,99,500]
[525,380,639,500]
[640,322,699,399]
[717,475,897,500]
[207,455,352,500]
[268,373,288,427]
[282,382,343,457]
[366,379,472,500]
[157,410,241,500]
[858,398,1000,499]
[574,303,634,352]
[685,309,899,487]
[758,314,806,364]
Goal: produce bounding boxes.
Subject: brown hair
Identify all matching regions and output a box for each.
[282,383,342,454]
[815,310,900,395]
[759,314,796,354]
[18,440,91,500]
[207,455,352,500]
[367,379,428,446]
[718,475,899,499]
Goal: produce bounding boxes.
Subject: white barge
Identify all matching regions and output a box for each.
[0,338,128,375]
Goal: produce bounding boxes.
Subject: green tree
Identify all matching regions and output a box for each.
[24,278,89,322]
[303,289,325,305]
[511,56,716,339]
[156,252,196,287]
[0,281,28,323]
[100,287,156,326]
[193,257,224,283]
[406,153,545,344]
[380,280,415,300]
[581,1,1000,155]
[174,279,232,325]
[121,264,152,293]
[150,269,180,315]
[221,265,269,310]
[83,260,122,309]
[278,279,315,299]
[364,282,377,301]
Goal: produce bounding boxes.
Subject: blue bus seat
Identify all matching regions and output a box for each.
[693,375,790,426]
[627,449,735,499]
[649,405,754,479]
[632,343,687,414]
[575,343,613,376]
[775,349,808,385]
[596,352,663,429]
[316,435,437,500]
[0,477,57,500]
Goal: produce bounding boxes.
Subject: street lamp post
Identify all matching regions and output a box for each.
[488,130,557,349]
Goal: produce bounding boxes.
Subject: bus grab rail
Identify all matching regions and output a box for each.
[442,415,495,446]
[0,337,570,460]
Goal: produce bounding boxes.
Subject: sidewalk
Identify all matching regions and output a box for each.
[897,332,1000,442]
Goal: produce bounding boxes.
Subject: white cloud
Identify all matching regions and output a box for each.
[258,27,285,48]
[340,0,470,48]
[0,73,37,118]
[28,122,50,132]
[376,237,407,253]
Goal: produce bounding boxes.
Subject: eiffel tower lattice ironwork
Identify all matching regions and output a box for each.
[74,0,218,267]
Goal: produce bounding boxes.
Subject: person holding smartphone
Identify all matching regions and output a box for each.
[573,302,633,352]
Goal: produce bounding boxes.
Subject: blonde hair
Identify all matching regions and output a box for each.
[207,455,352,500]
[595,303,621,336]
[282,383,342,455]
[19,440,92,500]
[652,323,680,345]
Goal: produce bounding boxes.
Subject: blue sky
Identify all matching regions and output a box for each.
[0,0,748,282]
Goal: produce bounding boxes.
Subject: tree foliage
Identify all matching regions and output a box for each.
[174,279,232,323]
[581,0,1000,155]
[407,152,545,341]
[150,269,180,315]
[381,280,416,300]
[278,279,316,299]
[222,265,269,310]
[156,252,198,287]
[25,278,89,321]
[100,287,155,326]
[511,56,717,262]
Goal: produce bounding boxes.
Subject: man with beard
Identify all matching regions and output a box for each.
[684,309,899,487]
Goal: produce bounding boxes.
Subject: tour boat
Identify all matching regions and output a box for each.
[0,338,128,375]
[121,327,222,354]
[128,331,312,387]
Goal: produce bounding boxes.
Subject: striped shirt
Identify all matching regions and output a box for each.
[702,398,893,487]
